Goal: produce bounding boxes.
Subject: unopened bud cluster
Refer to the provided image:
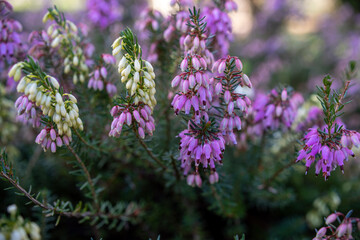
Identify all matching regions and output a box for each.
[43,8,89,84]
[9,59,83,151]
[88,53,117,97]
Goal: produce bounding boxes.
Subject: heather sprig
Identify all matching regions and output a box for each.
[112,28,156,108]
[110,28,156,139]
[42,6,91,84]
[317,66,353,138]
[297,62,359,179]
[171,7,214,121]
[9,57,83,152]
[179,117,225,186]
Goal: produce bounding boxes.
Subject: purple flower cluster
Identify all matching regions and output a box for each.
[86,0,123,29]
[253,88,303,131]
[297,126,360,179]
[171,10,251,186]
[163,10,187,43]
[135,8,164,62]
[212,56,252,145]
[171,54,212,120]
[314,211,360,239]
[179,121,225,187]
[164,3,234,60]
[171,21,214,121]
[35,127,71,153]
[201,6,234,58]
[0,2,24,68]
[109,101,155,139]
[169,0,193,7]
[14,95,40,128]
[28,30,51,60]
[88,54,117,97]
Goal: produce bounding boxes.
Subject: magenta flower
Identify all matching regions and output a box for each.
[178,119,225,186]
[35,127,70,152]
[14,95,40,128]
[201,6,234,58]
[88,54,117,97]
[212,55,252,145]
[109,100,155,139]
[170,12,214,120]
[0,9,25,66]
[86,0,123,29]
[297,125,360,179]
[253,88,303,131]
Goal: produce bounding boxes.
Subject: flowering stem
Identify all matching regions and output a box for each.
[262,159,297,189]
[170,155,181,181]
[66,145,100,211]
[132,127,168,170]
[73,128,107,154]
[0,170,133,220]
[335,80,350,114]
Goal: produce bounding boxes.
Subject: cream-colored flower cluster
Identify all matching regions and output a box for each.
[0,205,41,240]
[43,9,89,84]
[111,37,157,109]
[9,62,83,138]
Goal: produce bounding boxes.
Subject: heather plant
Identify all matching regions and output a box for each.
[1,0,360,239]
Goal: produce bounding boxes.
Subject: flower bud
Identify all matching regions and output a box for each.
[51,36,61,48]
[49,76,59,89]
[73,56,79,66]
[134,59,141,72]
[337,223,347,237]
[281,88,288,102]
[7,204,17,215]
[316,227,327,238]
[180,58,188,72]
[218,61,226,74]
